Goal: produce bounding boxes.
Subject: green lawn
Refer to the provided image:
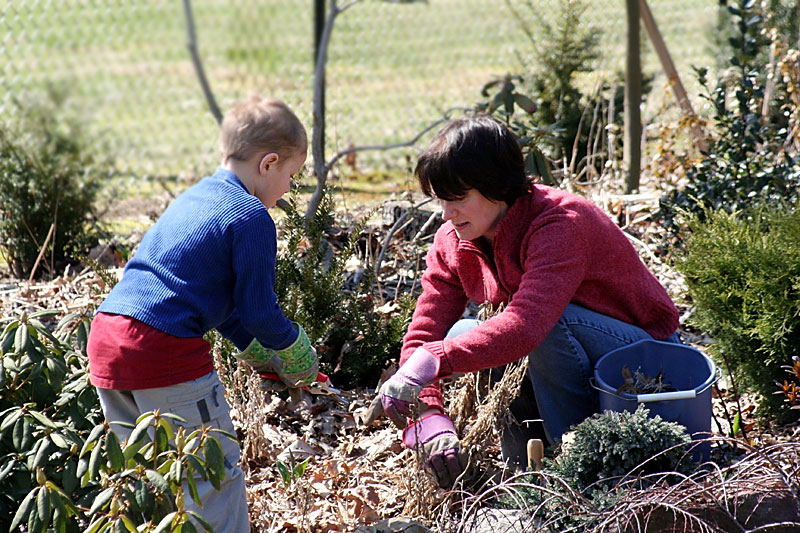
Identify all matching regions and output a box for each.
[0,0,718,180]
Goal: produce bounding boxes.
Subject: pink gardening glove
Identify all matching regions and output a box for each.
[403,411,465,488]
[379,347,440,427]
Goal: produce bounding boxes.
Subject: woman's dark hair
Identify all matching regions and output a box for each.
[415,115,530,204]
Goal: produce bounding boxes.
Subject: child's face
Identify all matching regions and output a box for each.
[439,188,508,242]
[254,151,306,208]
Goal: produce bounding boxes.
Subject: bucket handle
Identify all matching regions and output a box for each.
[589,366,722,402]
[635,390,695,402]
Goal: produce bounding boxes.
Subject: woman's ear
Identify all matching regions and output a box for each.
[259,152,280,175]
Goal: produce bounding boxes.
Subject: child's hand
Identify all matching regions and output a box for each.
[269,347,319,387]
[235,324,319,387]
[270,324,318,387]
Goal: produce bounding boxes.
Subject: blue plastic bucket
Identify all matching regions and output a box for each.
[591,339,720,460]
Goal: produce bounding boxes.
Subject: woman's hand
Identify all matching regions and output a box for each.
[402,409,465,488]
[379,347,440,426]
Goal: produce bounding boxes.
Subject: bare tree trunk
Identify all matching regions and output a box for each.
[639,0,707,152]
[314,0,326,149]
[308,0,343,221]
[624,0,642,193]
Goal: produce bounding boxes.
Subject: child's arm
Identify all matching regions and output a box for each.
[215,310,255,350]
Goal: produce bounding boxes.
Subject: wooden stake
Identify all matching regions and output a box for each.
[527,438,544,471]
[639,0,708,152]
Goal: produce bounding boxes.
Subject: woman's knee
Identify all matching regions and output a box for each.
[446,318,479,339]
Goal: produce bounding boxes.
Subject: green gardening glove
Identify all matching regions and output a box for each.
[236,324,319,387]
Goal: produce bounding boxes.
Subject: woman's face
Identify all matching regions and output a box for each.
[439,188,509,242]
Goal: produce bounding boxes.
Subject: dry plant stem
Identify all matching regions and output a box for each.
[568,101,590,176]
[572,99,607,186]
[28,221,55,283]
[623,229,671,272]
[409,253,422,297]
[375,197,433,278]
[210,338,273,468]
[401,404,443,521]
[410,210,441,244]
[449,372,481,436]
[585,90,603,175]
[597,440,800,533]
[435,438,800,531]
[712,382,734,436]
[462,356,529,449]
[450,471,587,533]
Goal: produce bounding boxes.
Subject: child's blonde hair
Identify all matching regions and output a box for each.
[219,95,307,163]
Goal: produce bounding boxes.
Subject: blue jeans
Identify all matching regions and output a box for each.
[448,304,682,465]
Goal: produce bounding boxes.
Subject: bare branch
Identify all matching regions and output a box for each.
[325,108,466,171]
[182,0,222,124]
[28,222,55,283]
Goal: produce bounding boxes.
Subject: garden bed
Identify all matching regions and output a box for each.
[2,193,799,531]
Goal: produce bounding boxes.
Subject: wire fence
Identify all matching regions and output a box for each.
[0,0,717,179]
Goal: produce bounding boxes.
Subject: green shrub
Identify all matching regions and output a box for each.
[325,291,415,386]
[493,406,692,530]
[274,189,415,387]
[675,205,800,422]
[0,310,97,531]
[710,0,799,73]
[553,406,692,495]
[657,1,800,245]
[508,0,600,166]
[486,0,651,185]
[0,94,108,279]
[1,310,230,532]
[475,74,559,186]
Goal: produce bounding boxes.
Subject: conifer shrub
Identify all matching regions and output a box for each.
[482,0,652,186]
[0,94,109,279]
[675,204,800,423]
[553,406,692,495]
[493,406,692,530]
[273,190,414,388]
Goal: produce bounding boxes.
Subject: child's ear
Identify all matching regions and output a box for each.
[259,152,279,175]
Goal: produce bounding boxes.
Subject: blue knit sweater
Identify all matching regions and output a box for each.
[98,167,296,351]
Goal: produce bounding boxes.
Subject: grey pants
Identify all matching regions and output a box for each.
[97,371,250,532]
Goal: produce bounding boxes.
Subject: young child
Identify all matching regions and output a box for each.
[378,115,682,487]
[87,95,317,531]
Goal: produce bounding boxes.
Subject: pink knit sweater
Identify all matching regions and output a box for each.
[401,185,679,411]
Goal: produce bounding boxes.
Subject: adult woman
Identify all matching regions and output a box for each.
[379,115,681,487]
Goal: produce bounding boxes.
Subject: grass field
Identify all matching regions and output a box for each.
[0,0,718,181]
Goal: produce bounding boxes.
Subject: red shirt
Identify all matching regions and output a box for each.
[88,312,213,390]
[402,186,680,410]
